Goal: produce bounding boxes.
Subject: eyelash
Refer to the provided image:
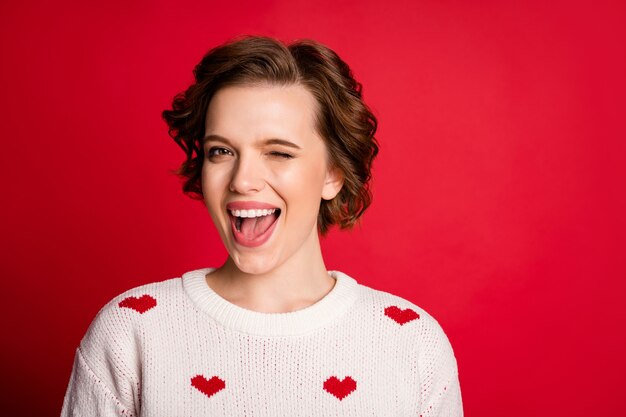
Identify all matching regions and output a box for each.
[206,147,233,158]
[268,151,294,159]
[206,147,294,160]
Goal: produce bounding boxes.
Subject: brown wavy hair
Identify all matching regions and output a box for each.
[162,35,379,235]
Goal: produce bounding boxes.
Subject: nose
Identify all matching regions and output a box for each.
[229,153,266,194]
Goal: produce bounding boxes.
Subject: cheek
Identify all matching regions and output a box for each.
[272,160,326,206]
[201,165,227,208]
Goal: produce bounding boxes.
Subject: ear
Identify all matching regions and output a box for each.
[321,165,344,201]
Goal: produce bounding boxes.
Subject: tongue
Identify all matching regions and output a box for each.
[240,214,276,240]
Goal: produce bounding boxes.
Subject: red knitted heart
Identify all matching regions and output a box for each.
[191,375,226,398]
[118,295,157,314]
[384,306,419,325]
[323,376,357,400]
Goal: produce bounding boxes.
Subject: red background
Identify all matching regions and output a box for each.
[1,0,625,415]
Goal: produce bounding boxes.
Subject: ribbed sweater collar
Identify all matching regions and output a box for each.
[181,268,360,337]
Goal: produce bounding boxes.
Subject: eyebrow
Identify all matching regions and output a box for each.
[203,134,302,150]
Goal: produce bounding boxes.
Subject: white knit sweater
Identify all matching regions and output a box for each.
[60,268,463,416]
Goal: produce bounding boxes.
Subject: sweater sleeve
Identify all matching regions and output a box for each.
[415,312,463,417]
[60,347,136,416]
[60,296,141,417]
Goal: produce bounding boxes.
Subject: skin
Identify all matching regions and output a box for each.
[201,83,344,313]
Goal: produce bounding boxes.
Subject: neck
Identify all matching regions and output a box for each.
[206,230,335,313]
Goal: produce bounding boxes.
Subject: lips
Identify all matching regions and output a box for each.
[226,201,281,248]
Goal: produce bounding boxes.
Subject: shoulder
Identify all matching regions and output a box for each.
[77,275,185,376]
[85,275,184,335]
[353,279,458,358]
[356,281,448,332]
[355,280,461,390]
[334,272,462,416]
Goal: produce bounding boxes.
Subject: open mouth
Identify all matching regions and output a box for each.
[228,208,281,245]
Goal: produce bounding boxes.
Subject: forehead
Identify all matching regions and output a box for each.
[204,84,319,140]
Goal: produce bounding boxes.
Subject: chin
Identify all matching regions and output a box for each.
[230,251,280,276]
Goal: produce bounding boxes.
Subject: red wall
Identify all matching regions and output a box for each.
[1,0,624,415]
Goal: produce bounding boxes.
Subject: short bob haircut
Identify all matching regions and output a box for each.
[162,35,379,235]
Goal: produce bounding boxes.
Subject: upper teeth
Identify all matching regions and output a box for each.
[230,208,277,218]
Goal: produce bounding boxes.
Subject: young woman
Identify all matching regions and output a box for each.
[61,35,463,416]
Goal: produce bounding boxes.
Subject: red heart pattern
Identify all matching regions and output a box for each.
[323,376,357,400]
[384,306,419,325]
[118,295,157,314]
[191,375,226,398]
[113,298,423,403]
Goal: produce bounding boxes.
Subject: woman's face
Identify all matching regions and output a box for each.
[202,84,343,275]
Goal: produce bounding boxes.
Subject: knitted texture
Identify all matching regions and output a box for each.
[60,268,463,416]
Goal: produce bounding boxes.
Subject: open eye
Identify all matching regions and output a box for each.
[206,147,233,159]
